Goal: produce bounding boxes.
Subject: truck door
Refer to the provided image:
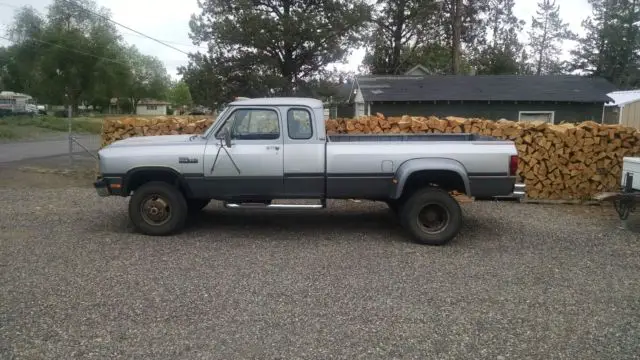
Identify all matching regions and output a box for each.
[282,107,325,198]
[203,107,284,198]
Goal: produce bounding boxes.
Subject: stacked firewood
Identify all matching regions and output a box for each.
[101,114,640,200]
[101,116,213,147]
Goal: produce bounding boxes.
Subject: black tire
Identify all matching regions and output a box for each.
[128,181,188,236]
[385,200,400,214]
[187,198,211,213]
[399,187,462,245]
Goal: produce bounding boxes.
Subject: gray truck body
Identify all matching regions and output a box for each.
[96,97,523,202]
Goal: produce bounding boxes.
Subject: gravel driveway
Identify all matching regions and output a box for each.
[1,186,639,359]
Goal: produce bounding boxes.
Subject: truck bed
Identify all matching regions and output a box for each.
[323,135,518,200]
[328,133,498,142]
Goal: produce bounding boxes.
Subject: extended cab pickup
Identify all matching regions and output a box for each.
[95,97,525,245]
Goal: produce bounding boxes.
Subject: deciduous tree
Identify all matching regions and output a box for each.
[168,81,193,108]
[187,0,371,95]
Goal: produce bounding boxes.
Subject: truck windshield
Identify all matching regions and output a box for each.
[203,108,229,138]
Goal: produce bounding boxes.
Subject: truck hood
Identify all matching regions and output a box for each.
[107,135,202,147]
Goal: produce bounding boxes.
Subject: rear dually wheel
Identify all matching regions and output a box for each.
[399,187,462,245]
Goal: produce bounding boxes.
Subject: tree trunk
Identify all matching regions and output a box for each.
[281,0,295,95]
[451,0,463,74]
[391,0,406,74]
[535,3,550,76]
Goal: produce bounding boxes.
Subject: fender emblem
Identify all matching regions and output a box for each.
[179,157,199,164]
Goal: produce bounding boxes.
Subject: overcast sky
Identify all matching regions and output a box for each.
[1,0,593,79]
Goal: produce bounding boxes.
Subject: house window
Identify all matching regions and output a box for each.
[146,105,157,110]
[518,111,555,124]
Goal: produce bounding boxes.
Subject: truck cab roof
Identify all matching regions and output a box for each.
[229,97,324,108]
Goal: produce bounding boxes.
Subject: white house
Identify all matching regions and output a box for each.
[136,99,169,116]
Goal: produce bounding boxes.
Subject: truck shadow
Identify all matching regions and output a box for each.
[91,202,500,244]
[187,207,402,233]
[179,205,499,244]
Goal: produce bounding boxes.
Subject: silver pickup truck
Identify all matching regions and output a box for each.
[94,97,524,245]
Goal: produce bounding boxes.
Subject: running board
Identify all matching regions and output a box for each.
[224,202,326,210]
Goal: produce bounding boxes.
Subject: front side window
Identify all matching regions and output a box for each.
[287,109,313,139]
[216,108,280,140]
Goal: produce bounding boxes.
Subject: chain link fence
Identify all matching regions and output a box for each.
[66,115,102,166]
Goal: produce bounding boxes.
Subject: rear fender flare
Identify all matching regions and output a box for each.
[390,158,471,199]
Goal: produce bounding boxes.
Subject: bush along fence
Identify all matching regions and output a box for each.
[101,115,640,200]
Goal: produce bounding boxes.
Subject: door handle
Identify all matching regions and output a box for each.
[266,145,280,150]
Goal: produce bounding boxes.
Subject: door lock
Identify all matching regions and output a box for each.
[266,145,280,150]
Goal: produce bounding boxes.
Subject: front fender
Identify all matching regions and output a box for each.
[390,158,471,199]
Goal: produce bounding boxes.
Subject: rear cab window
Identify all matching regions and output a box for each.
[287,108,313,140]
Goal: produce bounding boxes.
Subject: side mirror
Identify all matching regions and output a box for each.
[222,127,232,148]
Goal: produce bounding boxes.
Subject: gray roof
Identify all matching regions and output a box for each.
[356,75,617,103]
[230,97,324,108]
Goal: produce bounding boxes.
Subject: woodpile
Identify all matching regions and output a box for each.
[101,114,640,200]
[101,116,213,147]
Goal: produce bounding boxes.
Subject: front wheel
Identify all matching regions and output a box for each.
[399,187,462,245]
[129,181,188,236]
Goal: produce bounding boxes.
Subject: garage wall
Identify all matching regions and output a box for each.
[370,101,605,124]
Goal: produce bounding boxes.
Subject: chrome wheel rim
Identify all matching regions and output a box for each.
[140,194,172,226]
[417,203,449,234]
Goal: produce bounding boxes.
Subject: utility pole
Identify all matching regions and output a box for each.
[66,92,73,166]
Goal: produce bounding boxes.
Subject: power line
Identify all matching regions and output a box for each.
[60,0,191,56]
[0,1,206,53]
[0,34,130,66]
[0,2,19,10]
[119,30,208,51]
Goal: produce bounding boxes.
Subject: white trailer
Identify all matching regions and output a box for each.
[0,91,38,115]
[595,157,640,220]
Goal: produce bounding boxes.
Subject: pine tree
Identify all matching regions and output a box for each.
[570,0,640,87]
[362,0,442,75]
[528,0,575,75]
[441,0,490,74]
[476,0,525,74]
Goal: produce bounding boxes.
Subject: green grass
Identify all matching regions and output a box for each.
[0,127,18,139]
[0,115,103,136]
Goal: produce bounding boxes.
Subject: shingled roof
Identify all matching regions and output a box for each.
[356,75,617,103]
